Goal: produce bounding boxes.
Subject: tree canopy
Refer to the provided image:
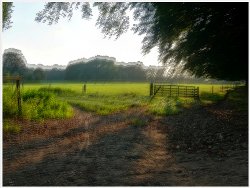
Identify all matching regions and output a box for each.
[65,59,147,82]
[2,2,13,30]
[3,2,248,81]
[3,48,27,76]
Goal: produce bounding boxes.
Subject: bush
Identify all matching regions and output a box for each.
[3,120,21,134]
[22,90,73,120]
[200,92,224,103]
[3,88,73,120]
[3,87,19,117]
[38,87,76,96]
[149,97,181,116]
[130,118,147,126]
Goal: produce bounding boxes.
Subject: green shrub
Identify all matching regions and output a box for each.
[149,97,181,116]
[38,87,76,96]
[200,92,224,104]
[119,92,137,98]
[227,86,248,111]
[3,88,73,120]
[3,87,18,117]
[130,118,147,126]
[66,93,148,115]
[21,90,73,120]
[70,100,123,115]
[3,120,21,134]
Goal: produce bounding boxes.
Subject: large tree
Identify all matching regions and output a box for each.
[34,2,249,82]
[3,48,28,76]
[3,2,248,81]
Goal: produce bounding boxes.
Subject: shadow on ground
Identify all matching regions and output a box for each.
[3,101,248,186]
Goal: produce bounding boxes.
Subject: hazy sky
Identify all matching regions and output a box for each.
[2,2,160,66]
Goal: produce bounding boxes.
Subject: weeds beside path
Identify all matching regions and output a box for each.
[3,87,248,186]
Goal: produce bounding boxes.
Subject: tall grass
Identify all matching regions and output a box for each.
[3,87,19,117]
[64,92,148,115]
[148,97,197,115]
[22,82,149,96]
[3,82,233,118]
[199,92,224,104]
[21,82,234,96]
[3,120,21,134]
[3,87,73,120]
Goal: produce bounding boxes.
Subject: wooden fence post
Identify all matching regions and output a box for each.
[211,86,214,94]
[16,79,22,116]
[170,85,172,97]
[82,83,86,94]
[150,82,153,96]
[197,87,200,100]
[177,86,179,97]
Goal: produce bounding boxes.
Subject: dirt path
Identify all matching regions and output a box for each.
[3,100,248,186]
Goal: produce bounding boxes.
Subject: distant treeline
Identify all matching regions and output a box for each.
[3,50,238,84]
[3,52,164,82]
[65,59,147,81]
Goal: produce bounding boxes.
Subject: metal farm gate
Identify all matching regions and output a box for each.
[150,83,199,99]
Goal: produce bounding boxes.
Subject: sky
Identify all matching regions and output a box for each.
[2,2,160,67]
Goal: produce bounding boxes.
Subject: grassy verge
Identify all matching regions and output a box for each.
[21,82,150,96]
[148,97,197,116]
[199,92,224,105]
[3,87,73,120]
[62,92,149,115]
[3,83,233,119]
[226,86,248,112]
[3,120,21,134]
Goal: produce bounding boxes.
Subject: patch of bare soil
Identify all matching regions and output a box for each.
[3,97,248,186]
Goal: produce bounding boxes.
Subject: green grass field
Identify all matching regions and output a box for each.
[20,82,149,96]
[3,82,234,118]
[19,82,232,95]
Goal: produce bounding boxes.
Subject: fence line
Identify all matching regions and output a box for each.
[150,83,199,99]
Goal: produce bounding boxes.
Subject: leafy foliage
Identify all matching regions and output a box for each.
[93,3,248,81]
[3,120,21,134]
[4,83,232,118]
[66,92,147,115]
[33,68,45,81]
[149,97,182,115]
[3,87,19,117]
[2,2,13,30]
[3,48,28,77]
[3,87,73,120]
[3,2,248,81]
[65,59,147,81]
[200,92,224,104]
[227,86,248,112]
[94,2,130,39]
[45,68,65,81]
[22,90,73,120]
[35,2,248,81]
[130,118,147,127]
[38,87,77,96]
[35,2,92,24]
